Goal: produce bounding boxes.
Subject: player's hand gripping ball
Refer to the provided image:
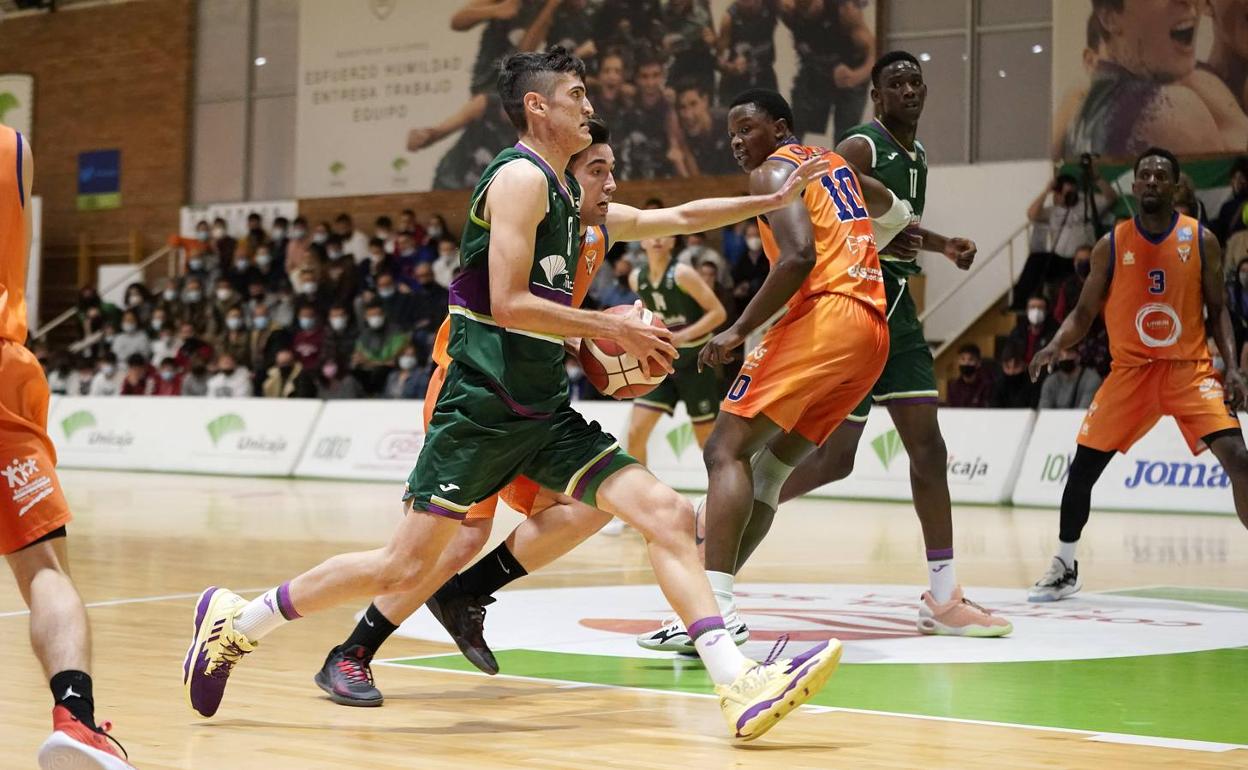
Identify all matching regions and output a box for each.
[578,305,669,399]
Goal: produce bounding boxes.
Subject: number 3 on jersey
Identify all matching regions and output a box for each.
[819,167,868,223]
[1148,269,1165,295]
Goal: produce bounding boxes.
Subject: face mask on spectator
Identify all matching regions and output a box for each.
[101,364,116,377]
[378,286,395,298]
[312,232,328,244]
[216,288,233,302]
[197,230,210,242]
[329,316,348,331]
[328,248,344,261]
[151,318,164,331]
[959,363,977,377]
[366,315,385,329]
[427,225,443,239]
[746,236,762,252]
[121,321,137,333]
[163,288,177,302]
[1057,359,1077,373]
[234,259,250,272]
[1027,308,1045,326]
[322,362,338,379]
[188,258,204,272]
[212,226,226,239]
[398,354,416,370]
[160,369,176,381]
[255,252,272,268]
[292,226,307,240]
[298,316,316,330]
[226,317,243,331]
[127,293,143,307]
[184,289,202,303]
[376,229,390,240]
[253,315,270,330]
[272,227,286,240]
[301,281,318,295]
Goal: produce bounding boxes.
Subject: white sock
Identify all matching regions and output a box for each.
[751,447,795,511]
[706,570,736,617]
[927,558,956,603]
[235,584,299,641]
[1058,540,1078,568]
[690,620,749,685]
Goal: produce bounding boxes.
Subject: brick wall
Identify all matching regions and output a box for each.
[0,0,193,322]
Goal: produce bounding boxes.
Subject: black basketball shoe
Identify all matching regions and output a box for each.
[425,586,499,675]
[314,644,383,707]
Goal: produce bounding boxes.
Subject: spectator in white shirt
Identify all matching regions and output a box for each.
[333,212,371,264]
[88,352,125,396]
[111,309,151,362]
[205,353,253,398]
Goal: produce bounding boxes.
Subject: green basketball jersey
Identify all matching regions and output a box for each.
[636,259,708,348]
[841,119,927,280]
[448,144,582,414]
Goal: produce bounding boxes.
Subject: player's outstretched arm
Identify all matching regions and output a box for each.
[606,155,829,242]
[1029,232,1112,381]
[1200,228,1248,409]
[485,161,676,372]
[698,159,815,370]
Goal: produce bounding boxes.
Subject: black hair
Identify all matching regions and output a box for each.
[127,353,148,368]
[1085,12,1106,50]
[1232,156,1248,179]
[375,215,393,228]
[958,343,981,358]
[334,212,352,224]
[368,237,386,250]
[498,46,587,132]
[1055,173,1078,190]
[570,116,611,165]
[673,78,712,99]
[729,88,795,134]
[871,51,922,88]
[1135,146,1180,180]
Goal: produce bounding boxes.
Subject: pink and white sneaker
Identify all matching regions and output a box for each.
[38,705,137,769]
[917,586,1013,637]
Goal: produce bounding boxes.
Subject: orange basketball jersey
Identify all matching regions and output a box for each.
[431,223,610,368]
[0,126,27,345]
[757,143,886,317]
[1104,214,1208,367]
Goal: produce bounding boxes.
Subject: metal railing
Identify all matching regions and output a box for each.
[919,221,1032,361]
[31,244,176,343]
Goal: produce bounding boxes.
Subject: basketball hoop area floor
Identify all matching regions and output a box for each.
[2,469,1245,769]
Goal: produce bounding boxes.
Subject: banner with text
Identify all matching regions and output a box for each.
[49,397,322,477]
[810,408,1036,504]
[1013,410,1238,515]
[296,0,876,196]
[295,400,426,482]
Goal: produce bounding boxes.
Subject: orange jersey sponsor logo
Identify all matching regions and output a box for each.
[1104,214,1207,367]
[432,224,609,367]
[756,144,886,316]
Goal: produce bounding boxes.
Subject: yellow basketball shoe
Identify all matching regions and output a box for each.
[183,586,258,718]
[716,638,842,741]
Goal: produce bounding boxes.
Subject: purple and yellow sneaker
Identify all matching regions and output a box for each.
[716,639,842,741]
[183,586,256,718]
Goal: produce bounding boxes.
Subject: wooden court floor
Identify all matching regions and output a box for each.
[2,469,1246,769]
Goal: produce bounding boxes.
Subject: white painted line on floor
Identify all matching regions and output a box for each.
[379,655,1248,753]
[0,588,270,619]
[1087,733,1240,752]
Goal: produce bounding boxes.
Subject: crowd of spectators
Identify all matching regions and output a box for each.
[39,206,772,403]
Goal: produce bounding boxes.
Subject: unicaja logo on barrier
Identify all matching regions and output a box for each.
[206,414,246,447]
[61,410,97,439]
[871,429,904,469]
[665,423,695,459]
[0,92,18,122]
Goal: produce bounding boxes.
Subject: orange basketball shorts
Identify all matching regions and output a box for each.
[0,340,72,554]
[721,292,889,445]
[1078,359,1241,454]
[422,363,543,518]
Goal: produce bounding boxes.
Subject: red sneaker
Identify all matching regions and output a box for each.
[38,705,136,769]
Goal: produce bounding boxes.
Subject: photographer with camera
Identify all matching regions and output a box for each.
[1016,153,1118,311]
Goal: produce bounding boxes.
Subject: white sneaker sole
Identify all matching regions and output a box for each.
[38,732,134,770]
[1028,580,1082,603]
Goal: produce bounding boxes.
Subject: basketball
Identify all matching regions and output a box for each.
[578,305,669,399]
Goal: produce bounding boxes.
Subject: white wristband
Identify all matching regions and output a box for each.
[871,191,915,250]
